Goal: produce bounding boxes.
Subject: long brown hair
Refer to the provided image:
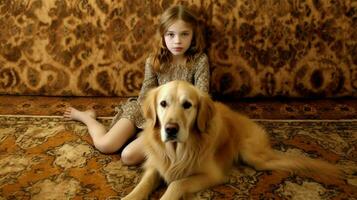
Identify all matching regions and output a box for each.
[152,5,205,72]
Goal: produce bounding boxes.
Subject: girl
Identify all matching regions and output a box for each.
[63,5,210,165]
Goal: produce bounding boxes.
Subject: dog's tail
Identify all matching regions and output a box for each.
[240,148,343,181]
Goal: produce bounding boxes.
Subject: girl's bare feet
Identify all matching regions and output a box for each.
[63,107,96,122]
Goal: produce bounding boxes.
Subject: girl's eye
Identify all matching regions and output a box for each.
[160,100,167,108]
[182,101,192,109]
[166,33,174,37]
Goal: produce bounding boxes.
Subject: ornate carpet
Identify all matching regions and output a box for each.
[1,115,356,200]
[0,95,356,120]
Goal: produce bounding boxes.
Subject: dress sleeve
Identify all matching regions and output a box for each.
[193,53,210,93]
[137,57,159,103]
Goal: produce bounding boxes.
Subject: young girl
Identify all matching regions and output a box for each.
[63,5,210,166]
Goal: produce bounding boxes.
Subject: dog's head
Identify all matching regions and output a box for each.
[142,80,215,144]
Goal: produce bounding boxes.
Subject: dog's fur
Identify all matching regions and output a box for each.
[123,80,341,200]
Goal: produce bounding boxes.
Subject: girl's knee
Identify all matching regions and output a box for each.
[93,139,115,154]
[121,146,144,166]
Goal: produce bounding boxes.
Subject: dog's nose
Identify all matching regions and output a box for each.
[165,123,179,139]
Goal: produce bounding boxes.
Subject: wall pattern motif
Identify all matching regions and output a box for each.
[0,0,356,97]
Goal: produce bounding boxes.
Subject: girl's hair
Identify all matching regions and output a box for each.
[151,5,205,72]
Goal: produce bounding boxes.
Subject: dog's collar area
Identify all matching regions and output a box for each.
[164,141,179,162]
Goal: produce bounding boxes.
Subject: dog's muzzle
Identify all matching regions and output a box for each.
[165,123,179,141]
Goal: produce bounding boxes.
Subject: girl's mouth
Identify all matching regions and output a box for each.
[173,47,183,52]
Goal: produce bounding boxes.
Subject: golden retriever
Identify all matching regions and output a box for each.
[122,80,341,200]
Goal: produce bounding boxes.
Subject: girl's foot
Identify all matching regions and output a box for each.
[63,107,96,122]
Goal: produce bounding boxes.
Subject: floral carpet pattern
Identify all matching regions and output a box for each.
[0,115,356,200]
[0,95,356,120]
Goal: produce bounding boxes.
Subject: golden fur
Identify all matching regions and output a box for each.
[123,80,341,200]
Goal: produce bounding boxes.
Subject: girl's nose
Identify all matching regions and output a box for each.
[174,36,181,43]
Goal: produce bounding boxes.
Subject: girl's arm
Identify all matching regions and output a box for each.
[193,53,210,93]
[138,57,159,102]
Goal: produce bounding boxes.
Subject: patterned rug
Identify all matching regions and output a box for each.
[0,115,356,199]
[0,95,356,120]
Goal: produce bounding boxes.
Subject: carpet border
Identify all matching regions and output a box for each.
[0,114,356,122]
[0,114,113,120]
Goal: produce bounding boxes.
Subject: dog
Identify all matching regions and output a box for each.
[122,80,341,200]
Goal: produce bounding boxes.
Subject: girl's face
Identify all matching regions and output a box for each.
[164,20,193,58]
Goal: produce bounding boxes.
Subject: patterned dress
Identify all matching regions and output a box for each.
[111,53,210,129]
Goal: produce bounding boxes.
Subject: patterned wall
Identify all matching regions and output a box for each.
[0,0,356,98]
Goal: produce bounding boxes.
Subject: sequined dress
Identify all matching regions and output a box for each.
[111,53,210,129]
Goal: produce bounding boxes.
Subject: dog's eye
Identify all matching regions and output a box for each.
[182,101,192,109]
[160,100,167,108]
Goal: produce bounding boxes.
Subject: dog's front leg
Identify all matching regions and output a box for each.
[122,168,160,200]
[160,174,223,200]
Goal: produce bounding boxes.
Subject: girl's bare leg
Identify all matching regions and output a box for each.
[63,107,144,165]
[121,136,146,165]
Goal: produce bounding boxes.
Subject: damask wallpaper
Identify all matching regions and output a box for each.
[0,0,356,98]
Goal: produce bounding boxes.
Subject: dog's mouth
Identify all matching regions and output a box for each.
[167,140,177,148]
[162,122,181,153]
[165,141,178,152]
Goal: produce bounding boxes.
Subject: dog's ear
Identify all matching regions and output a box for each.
[196,92,215,133]
[142,87,158,127]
